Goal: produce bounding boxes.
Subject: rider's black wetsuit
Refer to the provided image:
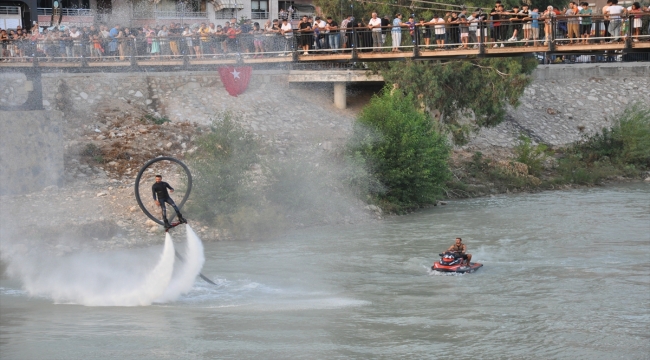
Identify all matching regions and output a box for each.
[152,181,181,221]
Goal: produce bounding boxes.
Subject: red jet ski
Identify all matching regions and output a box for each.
[431,252,483,273]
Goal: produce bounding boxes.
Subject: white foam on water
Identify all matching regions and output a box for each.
[172,275,370,311]
[155,225,205,303]
[0,287,27,296]
[8,235,176,306]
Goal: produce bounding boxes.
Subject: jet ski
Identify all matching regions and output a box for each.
[431,252,483,273]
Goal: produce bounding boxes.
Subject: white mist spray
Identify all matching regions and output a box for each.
[155,225,205,303]
[13,235,176,306]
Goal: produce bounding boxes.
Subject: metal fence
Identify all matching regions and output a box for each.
[337,14,650,52]
[0,5,21,15]
[131,10,208,20]
[1,14,648,64]
[37,7,94,16]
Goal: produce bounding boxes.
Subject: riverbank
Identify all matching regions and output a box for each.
[446,148,650,200]
[1,142,646,257]
[1,64,649,249]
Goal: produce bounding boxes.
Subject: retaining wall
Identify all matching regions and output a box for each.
[0,110,64,195]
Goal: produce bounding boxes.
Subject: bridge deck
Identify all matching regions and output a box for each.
[0,42,647,70]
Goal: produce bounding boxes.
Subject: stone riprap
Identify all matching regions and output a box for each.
[1,63,648,154]
[33,70,354,152]
[466,63,650,149]
[0,72,29,107]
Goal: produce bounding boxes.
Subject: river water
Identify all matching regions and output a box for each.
[1,184,649,359]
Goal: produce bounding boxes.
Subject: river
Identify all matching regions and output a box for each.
[1,184,649,359]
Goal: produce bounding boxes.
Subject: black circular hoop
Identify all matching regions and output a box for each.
[134,157,193,225]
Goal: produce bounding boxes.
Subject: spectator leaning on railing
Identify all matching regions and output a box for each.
[605,0,627,42]
[368,12,383,51]
[1,7,649,64]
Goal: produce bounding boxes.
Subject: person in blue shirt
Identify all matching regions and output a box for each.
[391,13,406,52]
[530,6,540,46]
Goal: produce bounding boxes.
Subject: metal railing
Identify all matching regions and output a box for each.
[337,14,650,53]
[0,14,648,65]
[132,10,208,19]
[0,5,20,15]
[37,7,94,16]
[251,11,269,20]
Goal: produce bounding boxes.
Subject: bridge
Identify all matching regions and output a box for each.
[1,13,649,69]
[0,39,648,70]
[1,14,649,110]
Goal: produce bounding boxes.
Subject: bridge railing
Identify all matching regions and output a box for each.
[0,14,648,64]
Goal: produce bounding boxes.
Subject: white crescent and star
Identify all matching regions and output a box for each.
[231,69,241,79]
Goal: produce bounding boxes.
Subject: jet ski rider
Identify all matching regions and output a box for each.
[152,175,187,229]
[447,237,472,267]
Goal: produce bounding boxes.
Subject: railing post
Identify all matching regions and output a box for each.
[413,27,419,58]
[183,52,190,67]
[351,27,358,61]
[478,20,485,57]
[130,39,138,67]
[81,54,88,67]
[292,36,298,62]
[624,15,632,51]
[548,17,556,52]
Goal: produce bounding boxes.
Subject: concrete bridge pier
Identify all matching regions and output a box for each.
[333,82,347,109]
[288,71,384,110]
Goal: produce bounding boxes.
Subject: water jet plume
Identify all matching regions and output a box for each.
[156,225,206,303]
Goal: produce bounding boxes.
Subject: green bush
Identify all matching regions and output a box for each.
[557,155,621,185]
[514,135,548,176]
[345,88,451,212]
[468,151,490,176]
[617,104,650,166]
[571,103,650,168]
[185,112,260,224]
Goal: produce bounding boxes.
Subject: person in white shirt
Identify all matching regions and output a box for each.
[368,12,383,51]
[69,26,82,58]
[314,16,326,49]
[280,18,294,55]
[605,0,627,41]
[432,15,446,49]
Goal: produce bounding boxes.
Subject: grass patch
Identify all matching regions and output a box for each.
[141,114,171,125]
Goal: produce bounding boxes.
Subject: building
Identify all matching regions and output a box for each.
[0,0,37,29]
[0,0,315,29]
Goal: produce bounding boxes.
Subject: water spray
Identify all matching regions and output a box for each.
[134,156,216,285]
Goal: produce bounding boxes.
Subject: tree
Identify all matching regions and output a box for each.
[346,88,451,212]
[185,112,260,223]
[377,57,537,144]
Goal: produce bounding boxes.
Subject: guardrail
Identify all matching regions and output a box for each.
[0,5,20,15]
[0,14,648,66]
[37,7,94,16]
[132,10,208,20]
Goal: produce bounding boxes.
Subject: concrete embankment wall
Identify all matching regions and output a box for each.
[467,62,650,149]
[1,64,648,143]
[0,110,64,195]
[0,63,648,193]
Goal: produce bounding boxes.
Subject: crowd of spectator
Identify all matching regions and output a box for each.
[0,1,649,62]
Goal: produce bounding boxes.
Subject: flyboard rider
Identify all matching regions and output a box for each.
[446,237,472,267]
[152,174,187,229]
